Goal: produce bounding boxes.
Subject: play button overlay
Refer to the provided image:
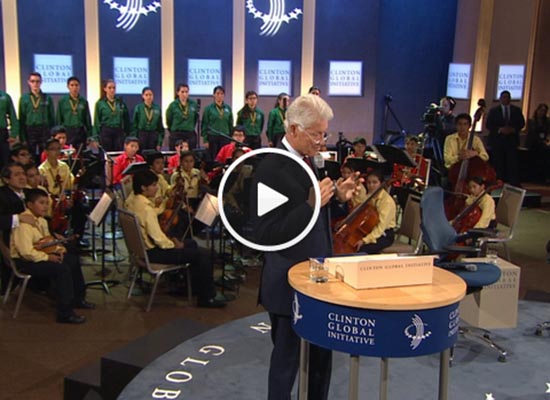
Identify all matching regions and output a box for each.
[218,148,321,252]
[257,182,289,217]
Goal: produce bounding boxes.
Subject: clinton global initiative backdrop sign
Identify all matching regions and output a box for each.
[34,54,73,93]
[258,60,291,96]
[114,57,149,94]
[497,65,525,100]
[329,61,362,96]
[188,59,222,96]
[446,63,471,99]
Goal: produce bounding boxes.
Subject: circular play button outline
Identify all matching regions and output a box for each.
[217,147,321,252]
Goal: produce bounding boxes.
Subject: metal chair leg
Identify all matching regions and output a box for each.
[146,272,162,312]
[3,274,14,305]
[460,326,507,362]
[185,267,193,305]
[127,267,138,300]
[13,278,30,319]
[535,321,550,336]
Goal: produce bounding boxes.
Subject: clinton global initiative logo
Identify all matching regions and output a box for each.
[246,0,303,37]
[404,314,432,350]
[292,293,303,325]
[103,0,161,32]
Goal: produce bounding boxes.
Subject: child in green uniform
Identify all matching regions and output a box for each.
[266,92,289,147]
[132,87,164,152]
[0,89,19,167]
[236,90,265,149]
[18,72,55,161]
[201,85,233,160]
[56,76,92,150]
[166,83,199,150]
[93,79,130,152]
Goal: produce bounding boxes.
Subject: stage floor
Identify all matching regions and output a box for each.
[118,301,550,399]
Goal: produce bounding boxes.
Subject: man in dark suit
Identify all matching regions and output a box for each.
[0,162,33,293]
[252,95,358,400]
[486,90,525,186]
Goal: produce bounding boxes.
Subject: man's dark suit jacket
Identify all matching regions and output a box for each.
[0,185,25,245]
[252,147,332,316]
[486,104,525,146]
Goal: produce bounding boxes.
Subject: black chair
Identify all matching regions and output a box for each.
[420,186,505,362]
[535,239,550,336]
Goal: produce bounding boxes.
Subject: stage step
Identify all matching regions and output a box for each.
[63,318,211,400]
[64,361,101,400]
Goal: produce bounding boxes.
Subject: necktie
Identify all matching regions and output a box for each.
[504,106,510,124]
[303,156,313,169]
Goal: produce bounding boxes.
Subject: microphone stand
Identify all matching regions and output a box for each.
[103,151,124,265]
[195,98,201,150]
[382,94,407,145]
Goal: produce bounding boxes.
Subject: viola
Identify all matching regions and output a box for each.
[332,179,394,255]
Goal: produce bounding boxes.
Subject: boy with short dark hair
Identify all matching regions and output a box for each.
[112,136,144,185]
[11,188,93,323]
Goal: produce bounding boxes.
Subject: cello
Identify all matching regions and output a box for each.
[444,102,496,220]
[332,178,394,255]
[450,181,501,233]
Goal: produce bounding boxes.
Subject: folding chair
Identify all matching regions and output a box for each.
[0,239,32,318]
[118,209,192,311]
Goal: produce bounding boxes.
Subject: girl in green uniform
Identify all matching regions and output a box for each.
[131,87,164,152]
[236,90,265,149]
[165,83,199,150]
[93,79,130,152]
[0,89,19,167]
[201,86,233,160]
[266,92,289,147]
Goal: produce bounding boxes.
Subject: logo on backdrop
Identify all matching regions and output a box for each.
[246,0,302,37]
[403,314,432,350]
[292,293,303,325]
[103,0,161,31]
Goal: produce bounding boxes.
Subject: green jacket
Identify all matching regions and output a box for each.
[267,106,286,142]
[201,102,233,142]
[166,99,199,132]
[93,97,130,138]
[56,94,92,134]
[0,90,19,138]
[131,103,164,146]
[19,92,55,141]
[236,106,265,137]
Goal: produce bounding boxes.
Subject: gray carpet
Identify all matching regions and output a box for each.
[118,300,550,400]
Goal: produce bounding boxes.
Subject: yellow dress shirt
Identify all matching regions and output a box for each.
[465,192,496,229]
[38,159,74,196]
[443,132,489,169]
[11,209,51,262]
[125,193,175,250]
[349,183,367,209]
[362,189,397,244]
[170,168,200,199]
[150,172,171,215]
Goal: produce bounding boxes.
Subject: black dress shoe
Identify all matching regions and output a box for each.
[57,314,86,324]
[78,239,90,248]
[74,300,96,309]
[197,297,227,308]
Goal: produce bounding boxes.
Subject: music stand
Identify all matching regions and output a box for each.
[372,145,416,167]
[324,160,342,181]
[86,191,120,293]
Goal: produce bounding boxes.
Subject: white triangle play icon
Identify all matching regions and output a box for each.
[257,182,289,217]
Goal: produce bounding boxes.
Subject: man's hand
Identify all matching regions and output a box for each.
[499,126,515,135]
[335,172,363,202]
[459,149,478,160]
[307,177,334,208]
[19,214,37,226]
[48,253,63,263]
[354,239,364,252]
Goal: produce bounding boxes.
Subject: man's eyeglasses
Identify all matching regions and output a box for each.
[29,79,41,83]
[304,129,329,144]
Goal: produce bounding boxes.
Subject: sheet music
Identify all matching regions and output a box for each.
[89,192,113,227]
[195,193,219,226]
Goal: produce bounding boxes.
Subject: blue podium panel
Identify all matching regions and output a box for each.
[292,291,460,358]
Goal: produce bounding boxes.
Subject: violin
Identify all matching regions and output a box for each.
[332,179,393,255]
[51,173,70,234]
[33,235,73,254]
[159,164,188,234]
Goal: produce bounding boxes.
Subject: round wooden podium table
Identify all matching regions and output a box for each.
[288,262,466,400]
